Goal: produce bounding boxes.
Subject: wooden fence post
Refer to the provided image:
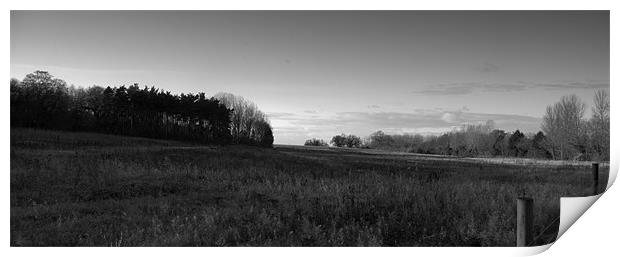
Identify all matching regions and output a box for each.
[517,197,533,246]
[592,163,599,195]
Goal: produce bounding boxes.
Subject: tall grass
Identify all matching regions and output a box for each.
[10,129,607,246]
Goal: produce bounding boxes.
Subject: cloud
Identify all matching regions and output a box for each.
[412,80,610,96]
[412,82,527,95]
[535,82,609,90]
[413,86,475,95]
[267,112,298,120]
[440,112,458,123]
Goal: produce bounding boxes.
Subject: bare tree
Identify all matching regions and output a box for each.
[590,90,610,160]
[215,92,273,146]
[542,94,586,160]
[215,92,245,141]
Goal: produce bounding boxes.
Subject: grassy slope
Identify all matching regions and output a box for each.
[10,129,608,246]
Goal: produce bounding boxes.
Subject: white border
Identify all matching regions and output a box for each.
[3,1,618,256]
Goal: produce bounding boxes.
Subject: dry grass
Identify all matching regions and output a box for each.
[11,129,608,246]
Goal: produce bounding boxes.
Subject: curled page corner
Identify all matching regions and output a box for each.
[541,160,615,253]
[513,193,607,256]
[606,160,618,191]
[556,194,602,240]
[512,243,554,256]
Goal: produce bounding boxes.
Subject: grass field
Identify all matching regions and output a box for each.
[10,128,609,246]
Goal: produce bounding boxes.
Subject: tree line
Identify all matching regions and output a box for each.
[304,134,362,148]
[365,122,553,159]
[306,91,609,161]
[10,70,273,147]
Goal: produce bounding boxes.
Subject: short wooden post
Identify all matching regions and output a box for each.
[592,163,600,195]
[517,197,533,246]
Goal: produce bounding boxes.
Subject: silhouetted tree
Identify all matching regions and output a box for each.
[11,71,240,146]
[11,70,71,129]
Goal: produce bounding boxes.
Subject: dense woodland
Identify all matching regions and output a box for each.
[312,91,609,162]
[10,71,274,147]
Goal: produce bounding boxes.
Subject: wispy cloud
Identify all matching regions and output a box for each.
[535,82,609,90]
[412,81,609,96]
[412,82,527,95]
[266,112,298,119]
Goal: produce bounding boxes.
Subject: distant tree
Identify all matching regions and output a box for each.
[368,130,394,149]
[329,133,362,148]
[331,134,347,147]
[508,130,530,157]
[530,131,552,159]
[410,134,425,152]
[449,130,468,156]
[490,129,508,156]
[345,134,362,148]
[436,133,452,155]
[419,135,439,154]
[461,121,495,156]
[304,138,328,146]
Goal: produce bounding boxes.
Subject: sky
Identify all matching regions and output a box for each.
[11,11,609,145]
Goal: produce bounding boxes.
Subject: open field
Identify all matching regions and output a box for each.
[279,144,611,168]
[10,129,609,246]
